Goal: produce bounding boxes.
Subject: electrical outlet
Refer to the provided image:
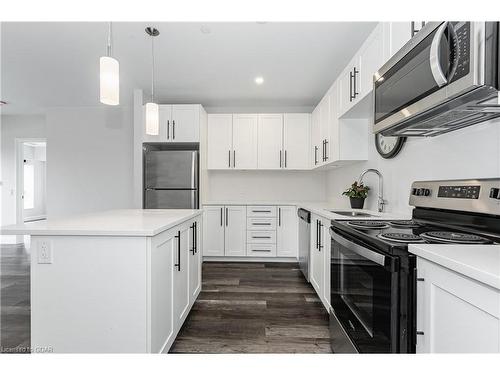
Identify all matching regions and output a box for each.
[38,240,53,264]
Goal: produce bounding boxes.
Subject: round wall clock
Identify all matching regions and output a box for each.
[375,134,406,159]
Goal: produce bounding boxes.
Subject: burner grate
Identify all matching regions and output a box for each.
[389,220,421,228]
[347,221,390,229]
[378,232,425,243]
[420,231,492,244]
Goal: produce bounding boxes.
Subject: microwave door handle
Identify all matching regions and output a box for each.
[429,22,448,87]
[331,231,386,266]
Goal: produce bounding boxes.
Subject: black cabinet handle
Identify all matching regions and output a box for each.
[228,150,231,168]
[316,220,319,249]
[280,150,282,168]
[314,146,318,165]
[220,207,223,226]
[233,150,236,168]
[278,208,281,226]
[167,120,170,139]
[175,231,181,271]
[318,221,323,251]
[324,140,328,161]
[253,223,271,226]
[284,150,287,168]
[252,210,271,213]
[252,236,271,239]
[172,120,175,139]
[190,223,195,255]
[194,221,197,254]
[349,71,354,102]
[225,207,228,227]
[353,67,359,99]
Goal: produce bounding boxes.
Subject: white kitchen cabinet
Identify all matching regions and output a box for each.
[283,114,310,170]
[319,92,332,164]
[232,114,258,169]
[188,218,202,304]
[386,22,412,60]
[416,257,500,353]
[310,214,331,311]
[311,107,321,167]
[142,104,201,143]
[276,206,298,258]
[207,114,233,169]
[224,205,247,256]
[203,206,225,256]
[173,222,190,329]
[257,114,283,169]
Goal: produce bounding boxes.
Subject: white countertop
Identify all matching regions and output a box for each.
[203,200,410,221]
[0,209,202,237]
[409,244,500,290]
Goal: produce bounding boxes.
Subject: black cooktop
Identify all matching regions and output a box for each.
[331,219,498,256]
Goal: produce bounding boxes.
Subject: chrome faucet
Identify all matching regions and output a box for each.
[358,169,386,213]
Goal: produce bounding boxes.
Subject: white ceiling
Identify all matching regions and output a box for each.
[1,22,377,115]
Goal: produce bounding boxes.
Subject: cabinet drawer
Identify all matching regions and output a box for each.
[247,206,277,217]
[247,217,277,230]
[247,244,277,257]
[247,230,276,244]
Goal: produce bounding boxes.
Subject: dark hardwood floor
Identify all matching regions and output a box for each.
[170,262,331,353]
[0,246,331,354]
[1,244,31,353]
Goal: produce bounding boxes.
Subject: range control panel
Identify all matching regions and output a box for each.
[409,179,500,216]
[437,185,480,199]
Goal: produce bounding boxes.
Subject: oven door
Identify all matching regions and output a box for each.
[374,22,476,134]
[330,228,400,353]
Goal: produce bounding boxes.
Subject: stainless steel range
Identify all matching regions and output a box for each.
[329,178,500,353]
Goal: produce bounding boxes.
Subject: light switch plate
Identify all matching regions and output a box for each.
[38,240,53,264]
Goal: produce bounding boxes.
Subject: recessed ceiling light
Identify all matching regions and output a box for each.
[254,76,264,85]
[200,26,211,34]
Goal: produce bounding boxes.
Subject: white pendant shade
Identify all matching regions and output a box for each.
[100,56,120,105]
[145,102,160,135]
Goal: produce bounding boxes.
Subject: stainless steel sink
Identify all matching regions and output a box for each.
[329,210,378,217]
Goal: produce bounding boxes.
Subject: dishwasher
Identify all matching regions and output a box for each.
[297,208,311,281]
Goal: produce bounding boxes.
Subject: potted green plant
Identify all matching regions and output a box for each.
[342,181,370,209]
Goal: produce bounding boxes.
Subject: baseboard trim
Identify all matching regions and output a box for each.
[203,256,298,263]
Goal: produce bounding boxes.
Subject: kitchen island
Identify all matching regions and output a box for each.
[1,209,203,353]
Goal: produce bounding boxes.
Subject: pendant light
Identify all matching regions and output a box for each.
[100,22,120,105]
[145,27,160,135]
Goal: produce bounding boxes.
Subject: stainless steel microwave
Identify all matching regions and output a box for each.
[373,22,500,137]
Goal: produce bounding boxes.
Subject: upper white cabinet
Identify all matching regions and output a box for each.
[257,114,283,169]
[311,107,321,167]
[207,114,233,170]
[142,104,202,143]
[338,23,385,117]
[283,114,310,170]
[232,114,258,170]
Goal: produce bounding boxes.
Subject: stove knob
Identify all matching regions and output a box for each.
[424,189,431,197]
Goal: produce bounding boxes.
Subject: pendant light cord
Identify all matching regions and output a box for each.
[107,22,112,57]
[151,33,155,102]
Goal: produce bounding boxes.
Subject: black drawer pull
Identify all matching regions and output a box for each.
[253,223,271,226]
[252,210,271,213]
[252,249,271,252]
[252,236,271,239]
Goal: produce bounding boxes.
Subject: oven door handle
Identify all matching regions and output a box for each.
[331,230,387,266]
[429,22,448,87]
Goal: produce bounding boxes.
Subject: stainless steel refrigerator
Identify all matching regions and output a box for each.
[143,144,199,209]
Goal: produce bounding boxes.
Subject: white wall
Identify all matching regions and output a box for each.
[46,106,134,218]
[326,119,500,215]
[206,170,327,202]
[0,115,46,226]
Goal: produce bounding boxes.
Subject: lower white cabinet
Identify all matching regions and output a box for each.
[416,257,500,353]
[276,206,298,257]
[310,214,331,311]
[203,204,298,260]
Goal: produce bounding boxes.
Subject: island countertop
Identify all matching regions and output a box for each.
[0,209,202,237]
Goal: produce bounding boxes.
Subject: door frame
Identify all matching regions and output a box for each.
[15,138,47,229]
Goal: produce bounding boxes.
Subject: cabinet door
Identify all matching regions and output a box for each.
[338,63,355,117]
[309,215,324,298]
[142,104,170,142]
[311,107,321,167]
[224,205,247,256]
[319,95,331,164]
[202,206,225,256]
[171,105,200,142]
[387,22,412,60]
[328,82,340,162]
[150,231,174,353]
[283,114,310,170]
[276,206,298,257]
[232,114,258,169]
[207,114,233,170]
[188,218,202,304]
[358,24,384,99]
[173,224,190,329]
[257,114,283,169]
